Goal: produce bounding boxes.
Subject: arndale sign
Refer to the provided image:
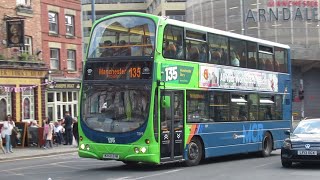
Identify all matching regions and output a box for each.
[246,0,319,22]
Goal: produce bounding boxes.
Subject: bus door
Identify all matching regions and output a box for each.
[160,90,184,162]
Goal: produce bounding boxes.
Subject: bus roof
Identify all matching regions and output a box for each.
[164,17,290,49]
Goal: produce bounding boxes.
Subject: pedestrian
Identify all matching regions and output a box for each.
[0,128,6,154]
[43,117,54,149]
[2,115,15,153]
[53,121,63,145]
[72,118,79,147]
[63,111,73,145]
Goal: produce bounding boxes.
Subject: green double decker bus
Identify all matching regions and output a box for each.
[79,12,292,166]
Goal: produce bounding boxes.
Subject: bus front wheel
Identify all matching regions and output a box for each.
[261,133,273,157]
[185,138,203,166]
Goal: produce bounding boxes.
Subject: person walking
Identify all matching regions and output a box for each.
[0,128,6,154]
[72,118,79,147]
[43,117,54,149]
[63,111,73,145]
[2,115,15,153]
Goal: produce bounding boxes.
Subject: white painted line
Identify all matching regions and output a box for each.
[0,152,77,163]
[254,162,276,168]
[131,169,183,180]
[0,160,77,173]
[53,163,83,170]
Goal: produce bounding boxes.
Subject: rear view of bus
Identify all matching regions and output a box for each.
[79,13,158,164]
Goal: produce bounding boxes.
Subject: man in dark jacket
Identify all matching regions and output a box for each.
[72,118,79,147]
[63,111,73,145]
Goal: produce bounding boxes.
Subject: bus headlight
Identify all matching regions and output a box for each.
[134,147,140,154]
[80,144,85,150]
[85,144,90,151]
[283,139,292,149]
[140,147,147,153]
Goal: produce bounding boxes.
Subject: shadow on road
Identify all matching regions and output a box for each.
[201,152,279,165]
[284,162,320,170]
[86,161,183,172]
[83,152,280,172]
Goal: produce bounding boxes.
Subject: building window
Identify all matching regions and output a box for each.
[20,36,32,54]
[0,91,12,121]
[22,89,34,120]
[48,91,79,119]
[65,15,74,36]
[67,50,76,71]
[50,48,60,70]
[49,12,58,34]
[16,0,31,6]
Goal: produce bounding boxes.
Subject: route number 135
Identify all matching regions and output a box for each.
[165,66,178,81]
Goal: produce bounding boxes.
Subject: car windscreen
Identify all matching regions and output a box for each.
[293,120,320,134]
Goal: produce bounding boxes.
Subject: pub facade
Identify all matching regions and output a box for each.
[0,0,48,125]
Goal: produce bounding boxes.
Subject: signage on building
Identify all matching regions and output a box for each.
[0,69,47,78]
[246,0,319,22]
[199,65,278,92]
[51,83,80,89]
[6,20,25,47]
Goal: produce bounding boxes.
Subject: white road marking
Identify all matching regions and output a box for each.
[0,152,77,163]
[107,177,132,180]
[131,169,183,180]
[0,160,77,173]
[254,161,276,168]
[53,163,83,170]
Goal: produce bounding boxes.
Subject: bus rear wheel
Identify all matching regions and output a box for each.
[261,133,273,157]
[185,138,203,166]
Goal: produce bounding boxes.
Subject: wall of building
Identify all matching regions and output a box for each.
[0,0,42,60]
[185,0,320,119]
[0,0,48,124]
[41,0,82,121]
[41,0,82,79]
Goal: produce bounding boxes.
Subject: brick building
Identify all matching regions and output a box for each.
[0,0,82,125]
[0,0,47,124]
[41,0,82,121]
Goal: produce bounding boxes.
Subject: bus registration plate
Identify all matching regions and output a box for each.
[103,154,120,159]
[297,151,317,155]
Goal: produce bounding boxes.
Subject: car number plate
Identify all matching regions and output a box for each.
[297,150,317,155]
[103,154,119,159]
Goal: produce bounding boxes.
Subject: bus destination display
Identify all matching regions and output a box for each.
[85,61,152,80]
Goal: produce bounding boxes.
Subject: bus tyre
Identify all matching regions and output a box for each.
[281,159,292,168]
[261,133,273,157]
[185,138,203,166]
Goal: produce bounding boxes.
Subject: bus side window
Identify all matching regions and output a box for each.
[163,25,184,60]
[208,33,228,65]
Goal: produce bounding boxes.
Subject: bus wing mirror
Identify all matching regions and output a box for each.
[161,96,171,108]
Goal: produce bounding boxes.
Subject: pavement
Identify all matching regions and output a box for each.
[0,144,78,161]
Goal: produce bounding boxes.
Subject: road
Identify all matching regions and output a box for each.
[0,150,319,180]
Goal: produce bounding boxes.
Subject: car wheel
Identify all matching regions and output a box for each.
[261,133,273,157]
[185,138,203,166]
[281,159,292,168]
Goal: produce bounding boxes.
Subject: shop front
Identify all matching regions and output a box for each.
[0,68,48,124]
[47,81,80,121]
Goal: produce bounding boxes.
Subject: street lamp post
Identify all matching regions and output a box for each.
[91,0,96,23]
[241,0,247,35]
